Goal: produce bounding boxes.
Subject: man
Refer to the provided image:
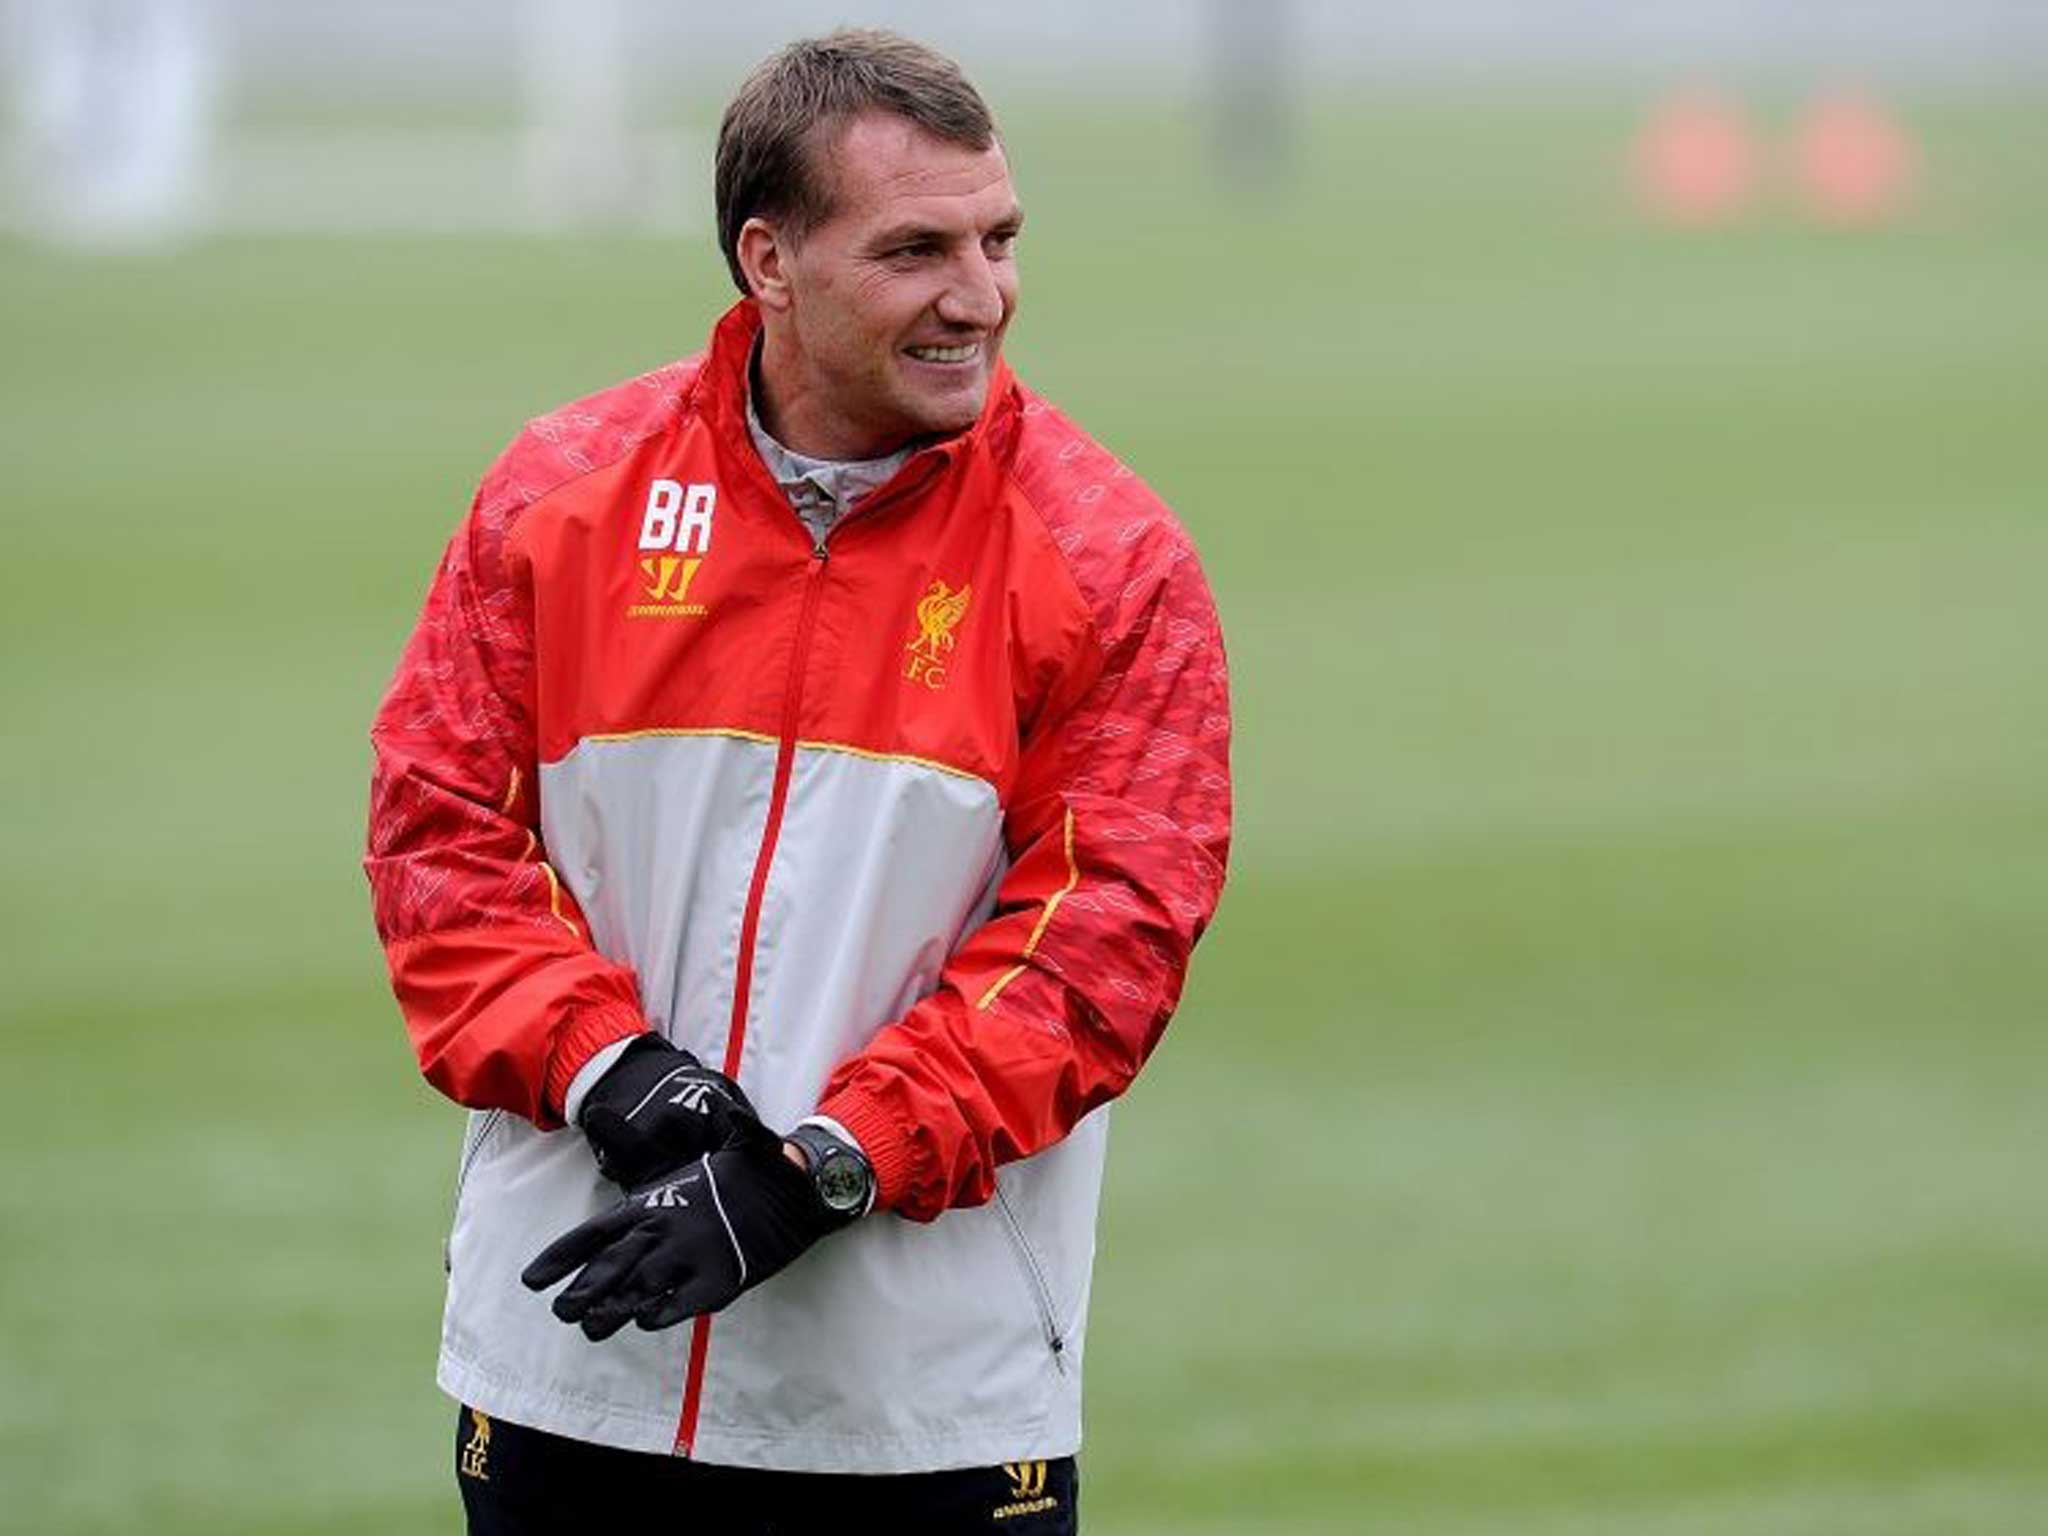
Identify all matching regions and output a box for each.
[365,29,1230,1534]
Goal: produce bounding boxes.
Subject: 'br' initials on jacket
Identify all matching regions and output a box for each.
[365,300,1232,1472]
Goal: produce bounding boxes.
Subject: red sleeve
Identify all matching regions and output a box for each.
[816,518,1231,1220]
[364,456,648,1129]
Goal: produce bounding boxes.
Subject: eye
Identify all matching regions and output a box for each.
[986,229,1019,258]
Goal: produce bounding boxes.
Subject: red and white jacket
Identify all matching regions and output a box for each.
[364,300,1231,1471]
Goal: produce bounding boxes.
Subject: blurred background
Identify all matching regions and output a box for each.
[3,3,2044,1532]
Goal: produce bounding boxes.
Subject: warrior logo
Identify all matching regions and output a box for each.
[993,1459,1057,1520]
[637,555,703,605]
[1002,1461,1048,1500]
[666,1080,720,1114]
[904,579,971,690]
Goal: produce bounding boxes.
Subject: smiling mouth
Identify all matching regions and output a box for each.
[904,342,980,364]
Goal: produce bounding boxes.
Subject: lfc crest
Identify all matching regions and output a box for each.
[904,579,971,690]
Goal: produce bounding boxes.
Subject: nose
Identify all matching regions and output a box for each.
[935,248,1006,332]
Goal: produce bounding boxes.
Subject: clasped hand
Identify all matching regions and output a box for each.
[523,1038,837,1340]
[522,1121,830,1340]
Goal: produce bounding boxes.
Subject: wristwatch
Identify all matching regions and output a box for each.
[784,1122,875,1223]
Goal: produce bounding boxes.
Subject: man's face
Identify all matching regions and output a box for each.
[759,113,1022,460]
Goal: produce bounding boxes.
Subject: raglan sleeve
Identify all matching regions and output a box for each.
[814,514,1232,1221]
[363,456,650,1129]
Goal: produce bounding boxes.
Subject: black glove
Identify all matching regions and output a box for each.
[577,1035,758,1189]
[521,1120,852,1341]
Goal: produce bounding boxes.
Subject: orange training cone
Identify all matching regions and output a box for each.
[1632,88,1757,226]
[1792,91,1918,224]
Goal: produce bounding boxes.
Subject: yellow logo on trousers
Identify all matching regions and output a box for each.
[1003,1461,1047,1499]
[460,1409,492,1481]
[905,579,971,689]
[994,1459,1057,1519]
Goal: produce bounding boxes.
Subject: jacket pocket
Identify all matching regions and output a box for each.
[445,1109,505,1273]
[994,1185,1068,1375]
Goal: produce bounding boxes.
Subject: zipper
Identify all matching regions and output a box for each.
[720,538,830,1080]
[995,1186,1069,1374]
[674,534,833,1456]
[455,1108,504,1194]
[444,1108,503,1273]
[669,448,949,1454]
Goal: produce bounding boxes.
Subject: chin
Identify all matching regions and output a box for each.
[911,384,987,437]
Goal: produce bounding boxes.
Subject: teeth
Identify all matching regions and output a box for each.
[907,343,977,363]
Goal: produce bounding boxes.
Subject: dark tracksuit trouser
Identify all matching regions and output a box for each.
[458,1405,1078,1535]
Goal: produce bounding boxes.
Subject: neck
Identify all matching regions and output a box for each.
[754,328,906,462]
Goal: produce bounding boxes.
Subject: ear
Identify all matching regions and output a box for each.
[737,217,794,312]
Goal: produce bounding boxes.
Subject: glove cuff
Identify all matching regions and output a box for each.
[542,1009,654,1127]
[564,1037,640,1125]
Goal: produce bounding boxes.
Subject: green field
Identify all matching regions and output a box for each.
[3,96,2045,1533]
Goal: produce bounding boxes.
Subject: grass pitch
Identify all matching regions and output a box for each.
[2,95,2045,1533]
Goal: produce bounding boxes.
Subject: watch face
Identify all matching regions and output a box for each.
[814,1150,871,1215]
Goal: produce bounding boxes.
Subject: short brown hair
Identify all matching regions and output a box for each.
[715,29,998,296]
